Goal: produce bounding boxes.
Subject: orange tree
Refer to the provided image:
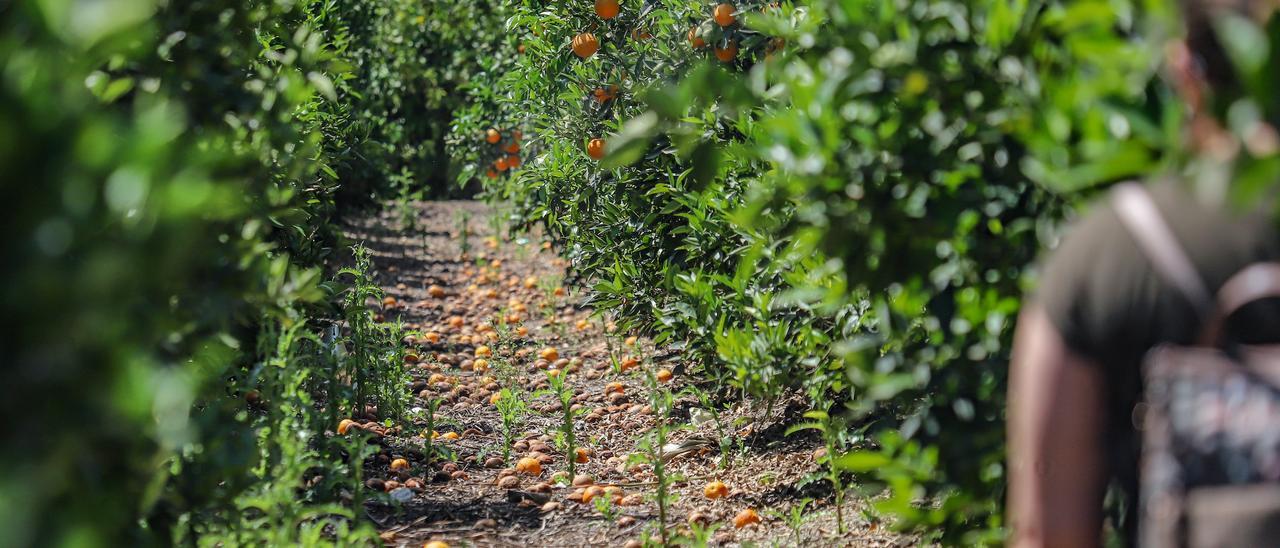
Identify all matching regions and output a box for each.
[451,1,838,406]
[595,1,1175,542]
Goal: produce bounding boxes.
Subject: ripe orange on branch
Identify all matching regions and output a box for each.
[486,128,501,144]
[715,41,738,62]
[688,27,706,48]
[495,157,510,171]
[587,138,606,160]
[714,3,736,27]
[571,33,599,59]
[595,0,620,19]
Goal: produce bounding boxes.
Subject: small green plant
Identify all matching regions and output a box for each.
[457,210,472,258]
[766,499,814,546]
[538,370,583,476]
[672,520,721,548]
[631,369,687,547]
[494,388,528,463]
[593,492,619,521]
[787,405,856,534]
[420,396,444,467]
[337,245,409,422]
[687,386,735,469]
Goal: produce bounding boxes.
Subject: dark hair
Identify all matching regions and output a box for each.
[1178,0,1259,88]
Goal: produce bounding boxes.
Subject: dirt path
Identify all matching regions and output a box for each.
[341,201,912,547]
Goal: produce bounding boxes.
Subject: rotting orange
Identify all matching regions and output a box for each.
[571,33,599,59]
[704,480,728,499]
[714,3,736,26]
[390,458,410,471]
[595,0,620,19]
[475,345,492,358]
[575,447,591,463]
[733,508,761,528]
[656,369,673,383]
[427,284,445,298]
[516,457,543,476]
[337,419,356,435]
[539,347,559,361]
[587,138,606,160]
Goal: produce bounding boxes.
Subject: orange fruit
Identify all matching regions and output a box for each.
[714,3,736,27]
[587,138,606,160]
[656,369,673,383]
[540,347,559,361]
[516,457,543,476]
[486,168,498,179]
[382,296,397,307]
[486,128,501,144]
[595,0,620,19]
[505,142,520,154]
[390,458,410,471]
[424,541,450,548]
[516,326,529,336]
[495,157,510,171]
[619,356,639,371]
[704,480,728,499]
[688,27,706,48]
[448,316,465,328]
[490,392,502,405]
[424,332,441,343]
[715,41,738,62]
[605,382,625,395]
[571,33,599,59]
[575,447,591,463]
[337,419,356,435]
[624,335,638,346]
[733,508,761,528]
[427,284,445,298]
[507,155,521,168]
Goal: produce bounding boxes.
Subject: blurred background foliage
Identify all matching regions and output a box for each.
[0,0,490,545]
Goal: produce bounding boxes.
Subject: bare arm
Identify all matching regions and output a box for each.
[1007,304,1108,548]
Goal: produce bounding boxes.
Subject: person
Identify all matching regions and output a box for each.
[1006,1,1280,546]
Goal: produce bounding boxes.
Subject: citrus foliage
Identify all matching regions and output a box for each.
[452,0,1192,543]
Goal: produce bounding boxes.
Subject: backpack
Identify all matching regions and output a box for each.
[1111,183,1280,547]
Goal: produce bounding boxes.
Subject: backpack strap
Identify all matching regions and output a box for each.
[1112,182,1280,346]
[1200,263,1280,345]
[1110,183,1214,313]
